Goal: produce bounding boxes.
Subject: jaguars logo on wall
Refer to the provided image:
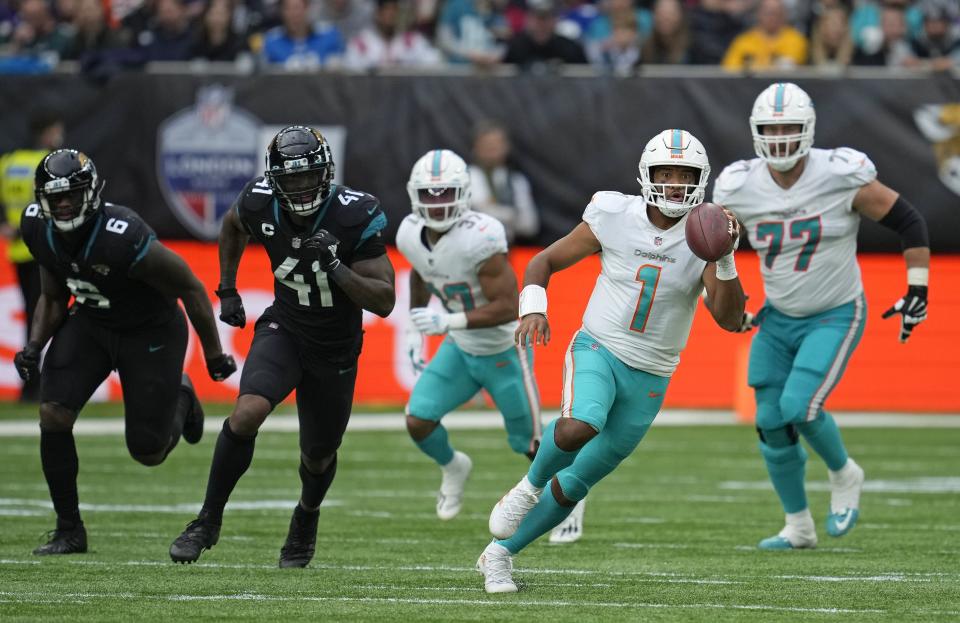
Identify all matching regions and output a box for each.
[157,85,262,240]
[914,104,960,197]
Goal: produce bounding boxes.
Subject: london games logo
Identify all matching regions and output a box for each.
[157,85,262,239]
[914,104,960,197]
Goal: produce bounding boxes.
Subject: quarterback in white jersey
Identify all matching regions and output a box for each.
[477,129,746,594]
[713,83,931,550]
[398,149,551,531]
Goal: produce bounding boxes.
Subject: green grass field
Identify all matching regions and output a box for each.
[1,408,958,622]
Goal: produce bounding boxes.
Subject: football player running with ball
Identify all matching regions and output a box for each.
[713,83,930,550]
[16,149,236,555]
[397,150,580,542]
[169,126,395,567]
[477,130,746,593]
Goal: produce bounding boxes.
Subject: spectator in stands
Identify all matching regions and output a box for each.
[313,0,374,42]
[722,0,808,69]
[851,0,923,51]
[555,0,599,43]
[62,0,127,61]
[136,0,197,61]
[852,3,916,67]
[587,13,640,74]
[0,0,73,61]
[910,0,960,71]
[436,0,506,66]
[262,0,344,68]
[191,0,250,61]
[585,0,651,56]
[344,0,443,70]
[468,120,540,246]
[687,0,749,65]
[640,0,689,64]
[502,0,588,71]
[0,109,63,402]
[809,4,852,68]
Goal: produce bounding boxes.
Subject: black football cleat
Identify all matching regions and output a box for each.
[180,374,205,445]
[33,523,87,555]
[170,513,220,563]
[279,505,319,568]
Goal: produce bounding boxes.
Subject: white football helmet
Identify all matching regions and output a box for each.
[750,82,816,172]
[638,129,711,218]
[407,149,471,232]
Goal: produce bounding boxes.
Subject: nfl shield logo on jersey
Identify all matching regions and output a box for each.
[654,236,663,247]
[157,85,262,240]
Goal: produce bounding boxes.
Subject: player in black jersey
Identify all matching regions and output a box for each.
[169,126,395,567]
[13,149,237,556]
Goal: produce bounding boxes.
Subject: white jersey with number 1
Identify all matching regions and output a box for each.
[580,192,707,377]
[713,147,877,318]
[396,211,517,356]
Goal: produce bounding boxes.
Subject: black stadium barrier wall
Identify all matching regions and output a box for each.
[1,72,958,251]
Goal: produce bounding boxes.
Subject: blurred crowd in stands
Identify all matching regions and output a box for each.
[1,0,957,74]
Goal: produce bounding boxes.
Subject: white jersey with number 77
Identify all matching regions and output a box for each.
[713,147,877,318]
[580,191,707,378]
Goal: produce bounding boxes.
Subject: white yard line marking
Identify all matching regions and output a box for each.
[0,590,886,614]
[2,411,960,437]
[721,477,960,494]
[0,498,341,513]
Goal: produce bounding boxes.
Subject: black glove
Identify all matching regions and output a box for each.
[14,341,42,381]
[881,285,928,343]
[216,287,246,328]
[302,229,341,272]
[206,353,237,382]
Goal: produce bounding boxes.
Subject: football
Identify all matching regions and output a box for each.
[685,202,734,262]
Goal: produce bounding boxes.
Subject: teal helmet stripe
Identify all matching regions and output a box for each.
[670,129,683,156]
[774,84,786,113]
[431,149,443,177]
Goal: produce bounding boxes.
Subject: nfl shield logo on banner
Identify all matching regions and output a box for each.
[157,85,262,240]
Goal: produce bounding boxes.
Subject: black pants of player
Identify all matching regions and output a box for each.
[238,316,359,461]
[41,308,188,461]
[16,260,41,402]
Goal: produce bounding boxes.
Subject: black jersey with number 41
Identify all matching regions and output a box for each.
[235,177,388,353]
[20,202,178,330]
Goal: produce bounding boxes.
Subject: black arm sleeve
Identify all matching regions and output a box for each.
[877,196,929,251]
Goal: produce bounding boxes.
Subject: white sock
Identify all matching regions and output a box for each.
[785,508,814,530]
[520,475,543,494]
[829,458,858,484]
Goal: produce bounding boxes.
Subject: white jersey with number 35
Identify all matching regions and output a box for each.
[713,147,876,318]
[396,211,517,356]
[581,192,707,377]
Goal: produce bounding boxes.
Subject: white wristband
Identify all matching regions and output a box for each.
[714,251,738,281]
[907,267,929,287]
[446,312,468,330]
[519,285,548,317]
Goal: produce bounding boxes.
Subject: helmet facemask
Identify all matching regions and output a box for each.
[639,163,708,218]
[37,169,103,232]
[407,183,469,232]
[751,120,815,172]
[268,162,333,216]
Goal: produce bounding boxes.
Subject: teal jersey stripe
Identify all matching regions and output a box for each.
[355,211,387,249]
[129,233,157,268]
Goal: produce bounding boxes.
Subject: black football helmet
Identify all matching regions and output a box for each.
[265,126,335,215]
[35,149,104,232]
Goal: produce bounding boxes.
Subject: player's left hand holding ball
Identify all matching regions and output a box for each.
[14,341,42,381]
[206,352,237,382]
[882,286,928,343]
[303,229,341,272]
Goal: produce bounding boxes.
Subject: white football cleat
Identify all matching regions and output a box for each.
[827,458,864,537]
[758,509,818,550]
[489,475,543,539]
[476,541,517,593]
[549,498,586,544]
[437,451,472,520]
